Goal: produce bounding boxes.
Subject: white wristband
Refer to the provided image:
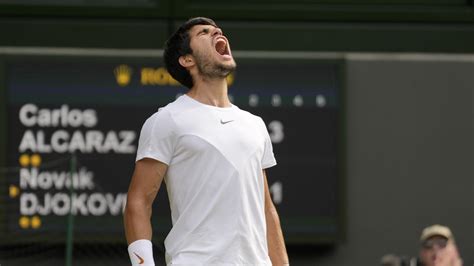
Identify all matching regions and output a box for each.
[128,239,155,266]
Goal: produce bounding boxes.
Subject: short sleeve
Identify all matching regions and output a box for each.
[135,109,176,165]
[258,117,277,169]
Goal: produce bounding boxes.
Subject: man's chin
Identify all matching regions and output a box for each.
[221,59,236,69]
[225,61,237,71]
[217,62,236,76]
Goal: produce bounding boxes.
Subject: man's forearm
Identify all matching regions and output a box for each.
[266,205,289,265]
[124,203,156,265]
[124,202,153,244]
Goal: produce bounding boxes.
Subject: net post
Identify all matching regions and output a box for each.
[65,153,77,266]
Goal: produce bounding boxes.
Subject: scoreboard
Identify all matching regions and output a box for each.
[0,51,344,244]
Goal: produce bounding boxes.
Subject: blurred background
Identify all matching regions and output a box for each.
[0,1,473,265]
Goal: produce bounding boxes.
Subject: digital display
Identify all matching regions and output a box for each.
[0,54,344,243]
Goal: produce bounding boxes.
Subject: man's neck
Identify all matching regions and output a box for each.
[187,78,231,108]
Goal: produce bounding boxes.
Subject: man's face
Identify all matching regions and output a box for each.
[419,236,461,266]
[187,24,236,79]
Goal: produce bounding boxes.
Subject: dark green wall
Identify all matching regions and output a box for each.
[0,18,169,49]
[0,0,473,52]
[1,18,474,53]
[0,0,473,22]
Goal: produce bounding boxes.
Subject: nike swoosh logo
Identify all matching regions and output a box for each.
[220,119,234,124]
[133,252,144,264]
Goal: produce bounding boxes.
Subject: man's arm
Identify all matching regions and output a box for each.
[264,170,289,265]
[123,158,168,265]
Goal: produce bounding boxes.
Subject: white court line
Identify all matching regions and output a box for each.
[0,47,473,62]
[233,51,344,59]
[0,47,162,57]
[347,53,474,62]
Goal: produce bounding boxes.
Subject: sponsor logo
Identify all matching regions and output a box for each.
[220,119,234,124]
[114,64,133,87]
[133,252,144,264]
[114,65,235,87]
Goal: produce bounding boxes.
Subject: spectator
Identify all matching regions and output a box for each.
[418,224,463,266]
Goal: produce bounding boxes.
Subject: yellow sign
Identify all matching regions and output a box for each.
[114,65,133,87]
[141,67,234,86]
[115,65,235,87]
[141,67,180,86]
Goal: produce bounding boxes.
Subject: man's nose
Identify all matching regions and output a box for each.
[212,27,223,36]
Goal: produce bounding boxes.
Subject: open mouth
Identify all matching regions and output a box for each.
[215,38,229,56]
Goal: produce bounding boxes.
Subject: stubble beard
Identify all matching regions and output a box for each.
[195,53,236,79]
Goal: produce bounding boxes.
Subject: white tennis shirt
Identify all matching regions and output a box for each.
[136,94,276,265]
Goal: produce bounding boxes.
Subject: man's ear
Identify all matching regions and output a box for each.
[179,55,194,68]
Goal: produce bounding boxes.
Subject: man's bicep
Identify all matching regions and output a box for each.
[127,158,168,204]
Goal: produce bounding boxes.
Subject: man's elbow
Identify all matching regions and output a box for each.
[124,194,152,218]
[265,197,278,213]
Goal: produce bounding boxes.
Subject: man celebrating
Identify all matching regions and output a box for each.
[124,17,289,265]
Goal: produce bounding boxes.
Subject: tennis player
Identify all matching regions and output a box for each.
[124,17,289,265]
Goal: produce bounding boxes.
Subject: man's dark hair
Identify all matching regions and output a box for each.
[163,17,218,89]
